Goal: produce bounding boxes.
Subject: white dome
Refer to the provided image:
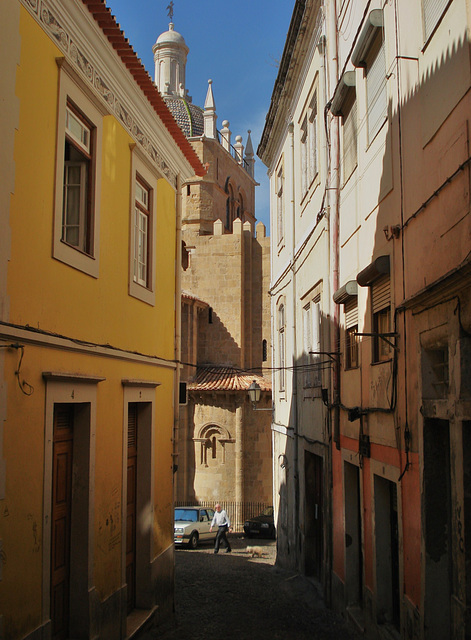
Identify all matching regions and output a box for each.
[155,23,187,48]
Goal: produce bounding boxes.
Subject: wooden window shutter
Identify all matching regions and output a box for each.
[372,275,390,313]
[128,403,138,449]
[366,30,387,141]
[423,0,449,41]
[344,297,358,328]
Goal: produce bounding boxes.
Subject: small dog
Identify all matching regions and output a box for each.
[246,545,264,558]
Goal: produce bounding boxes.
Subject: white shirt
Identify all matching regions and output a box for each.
[211,509,231,528]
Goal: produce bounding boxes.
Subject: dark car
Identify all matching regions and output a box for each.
[243,506,276,539]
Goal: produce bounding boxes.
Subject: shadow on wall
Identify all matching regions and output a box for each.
[273,26,471,637]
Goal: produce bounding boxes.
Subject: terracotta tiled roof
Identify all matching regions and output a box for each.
[81,0,205,177]
[182,291,209,306]
[188,366,271,393]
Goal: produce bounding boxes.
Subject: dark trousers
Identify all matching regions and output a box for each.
[214,525,231,552]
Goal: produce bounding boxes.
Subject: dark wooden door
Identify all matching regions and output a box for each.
[304,451,324,578]
[51,404,74,640]
[126,404,138,613]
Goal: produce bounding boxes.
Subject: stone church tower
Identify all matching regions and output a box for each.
[153,15,272,529]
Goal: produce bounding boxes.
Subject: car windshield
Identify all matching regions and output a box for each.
[175,509,198,522]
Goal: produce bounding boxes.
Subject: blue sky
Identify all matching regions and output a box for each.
[105,0,296,232]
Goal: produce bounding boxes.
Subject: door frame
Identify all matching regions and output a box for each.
[42,373,101,636]
[121,382,157,613]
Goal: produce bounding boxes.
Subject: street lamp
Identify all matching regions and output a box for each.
[248,380,272,411]
[248,380,261,406]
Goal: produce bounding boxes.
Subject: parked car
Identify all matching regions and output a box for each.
[174,506,216,549]
[243,506,276,539]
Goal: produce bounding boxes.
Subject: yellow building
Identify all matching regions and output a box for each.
[0,0,204,638]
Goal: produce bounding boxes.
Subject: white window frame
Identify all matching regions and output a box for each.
[53,62,104,278]
[129,148,158,306]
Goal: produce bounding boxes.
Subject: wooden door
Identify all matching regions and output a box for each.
[51,404,74,640]
[304,451,324,578]
[126,404,138,613]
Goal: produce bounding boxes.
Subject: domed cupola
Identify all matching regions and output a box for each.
[153,13,204,138]
[153,22,189,99]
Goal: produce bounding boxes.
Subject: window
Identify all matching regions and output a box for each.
[342,90,358,183]
[300,89,318,197]
[278,303,286,392]
[303,298,321,387]
[62,106,93,253]
[372,276,391,362]
[301,116,308,195]
[276,162,284,246]
[366,29,387,142]
[134,177,151,287]
[423,0,450,41]
[53,64,103,277]
[344,297,359,369]
[129,149,157,305]
[308,92,318,184]
[262,339,268,362]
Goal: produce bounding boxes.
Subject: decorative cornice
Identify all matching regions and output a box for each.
[20,0,205,182]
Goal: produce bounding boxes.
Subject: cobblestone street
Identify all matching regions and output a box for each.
[138,536,359,640]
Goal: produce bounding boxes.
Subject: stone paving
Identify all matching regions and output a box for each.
[137,535,360,640]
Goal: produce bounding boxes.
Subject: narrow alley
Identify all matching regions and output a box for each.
[138,537,359,640]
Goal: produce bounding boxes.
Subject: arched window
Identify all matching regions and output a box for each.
[262,339,268,362]
[198,424,230,466]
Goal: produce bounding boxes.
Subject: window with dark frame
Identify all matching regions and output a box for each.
[133,175,151,288]
[62,103,94,254]
[344,297,359,369]
[372,276,391,363]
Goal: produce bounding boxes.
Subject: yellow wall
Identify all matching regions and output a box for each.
[10,8,177,360]
[1,6,178,637]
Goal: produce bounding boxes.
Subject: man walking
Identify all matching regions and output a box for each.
[210,503,232,554]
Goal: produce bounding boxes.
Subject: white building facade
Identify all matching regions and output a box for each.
[260,1,471,638]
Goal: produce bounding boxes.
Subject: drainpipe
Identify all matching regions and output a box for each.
[288,121,300,563]
[174,174,183,498]
[327,0,341,449]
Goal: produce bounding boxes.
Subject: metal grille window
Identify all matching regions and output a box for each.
[372,276,391,362]
[366,29,387,143]
[342,90,358,183]
[423,0,450,41]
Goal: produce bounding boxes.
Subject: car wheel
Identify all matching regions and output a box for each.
[188,532,198,549]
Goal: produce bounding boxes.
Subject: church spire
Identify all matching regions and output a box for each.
[204,80,217,139]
